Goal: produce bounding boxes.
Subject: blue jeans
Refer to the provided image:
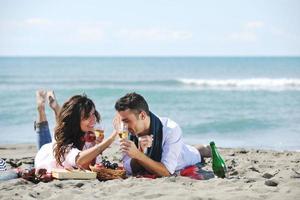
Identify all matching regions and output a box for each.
[34,121,52,150]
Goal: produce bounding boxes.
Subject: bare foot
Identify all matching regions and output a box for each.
[47,91,60,113]
[36,90,47,111]
[196,144,212,158]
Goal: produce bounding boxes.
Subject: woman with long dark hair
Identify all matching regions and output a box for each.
[34,90,117,171]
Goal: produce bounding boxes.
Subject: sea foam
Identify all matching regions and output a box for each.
[178,78,300,90]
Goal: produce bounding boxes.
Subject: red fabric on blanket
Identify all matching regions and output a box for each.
[137,163,214,180]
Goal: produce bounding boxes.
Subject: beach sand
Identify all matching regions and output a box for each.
[0,143,299,200]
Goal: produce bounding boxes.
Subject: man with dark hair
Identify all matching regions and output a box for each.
[116,92,211,177]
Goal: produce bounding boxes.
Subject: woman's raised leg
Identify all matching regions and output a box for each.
[47,90,60,123]
[35,90,52,149]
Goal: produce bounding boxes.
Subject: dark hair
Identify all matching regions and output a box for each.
[115,92,150,116]
[53,94,100,166]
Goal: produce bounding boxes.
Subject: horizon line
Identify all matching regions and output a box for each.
[0,55,300,58]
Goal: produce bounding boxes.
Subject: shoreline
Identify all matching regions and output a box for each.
[1,143,300,200]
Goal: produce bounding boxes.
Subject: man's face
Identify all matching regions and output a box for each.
[118,109,145,136]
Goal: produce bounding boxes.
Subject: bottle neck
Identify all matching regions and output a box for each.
[210,144,219,158]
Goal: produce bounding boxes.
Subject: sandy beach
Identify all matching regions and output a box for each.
[0,143,299,200]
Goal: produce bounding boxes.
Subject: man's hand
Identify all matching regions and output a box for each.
[120,139,141,159]
[138,135,153,153]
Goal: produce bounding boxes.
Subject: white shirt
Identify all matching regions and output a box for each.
[34,142,81,172]
[35,141,102,172]
[123,117,201,175]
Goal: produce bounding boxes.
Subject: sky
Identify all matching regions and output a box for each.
[0,0,299,56]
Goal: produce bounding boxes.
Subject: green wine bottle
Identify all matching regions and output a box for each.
[210,141,227,178]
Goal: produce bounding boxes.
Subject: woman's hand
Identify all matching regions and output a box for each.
[110,129,118,140]
[112,113,122,131]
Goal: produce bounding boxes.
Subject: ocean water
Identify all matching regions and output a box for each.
[0,57,300,151]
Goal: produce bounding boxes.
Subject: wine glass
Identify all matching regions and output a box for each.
[94,123,105,164]
[118,122,128,139]
[94,123,105,144]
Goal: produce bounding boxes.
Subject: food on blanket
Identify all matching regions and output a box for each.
[100,158,119,170]
[20,168,53,183]
[52,169,97,180]
[210,141,227,178]
[90,159,126,181]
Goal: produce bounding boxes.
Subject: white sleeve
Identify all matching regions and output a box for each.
[34,143,53,170]
[122,154,133,175]
[161,125,183,174]
[65,147,81,167]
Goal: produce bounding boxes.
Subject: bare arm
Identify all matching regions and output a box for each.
[76,131,117,169]
[131,154,170,177]
[130,158,144,174]
[121,139,170,177]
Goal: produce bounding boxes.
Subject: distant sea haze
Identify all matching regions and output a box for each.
[0,57,299,151]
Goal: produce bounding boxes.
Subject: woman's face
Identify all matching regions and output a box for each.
[80,108,96,133]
